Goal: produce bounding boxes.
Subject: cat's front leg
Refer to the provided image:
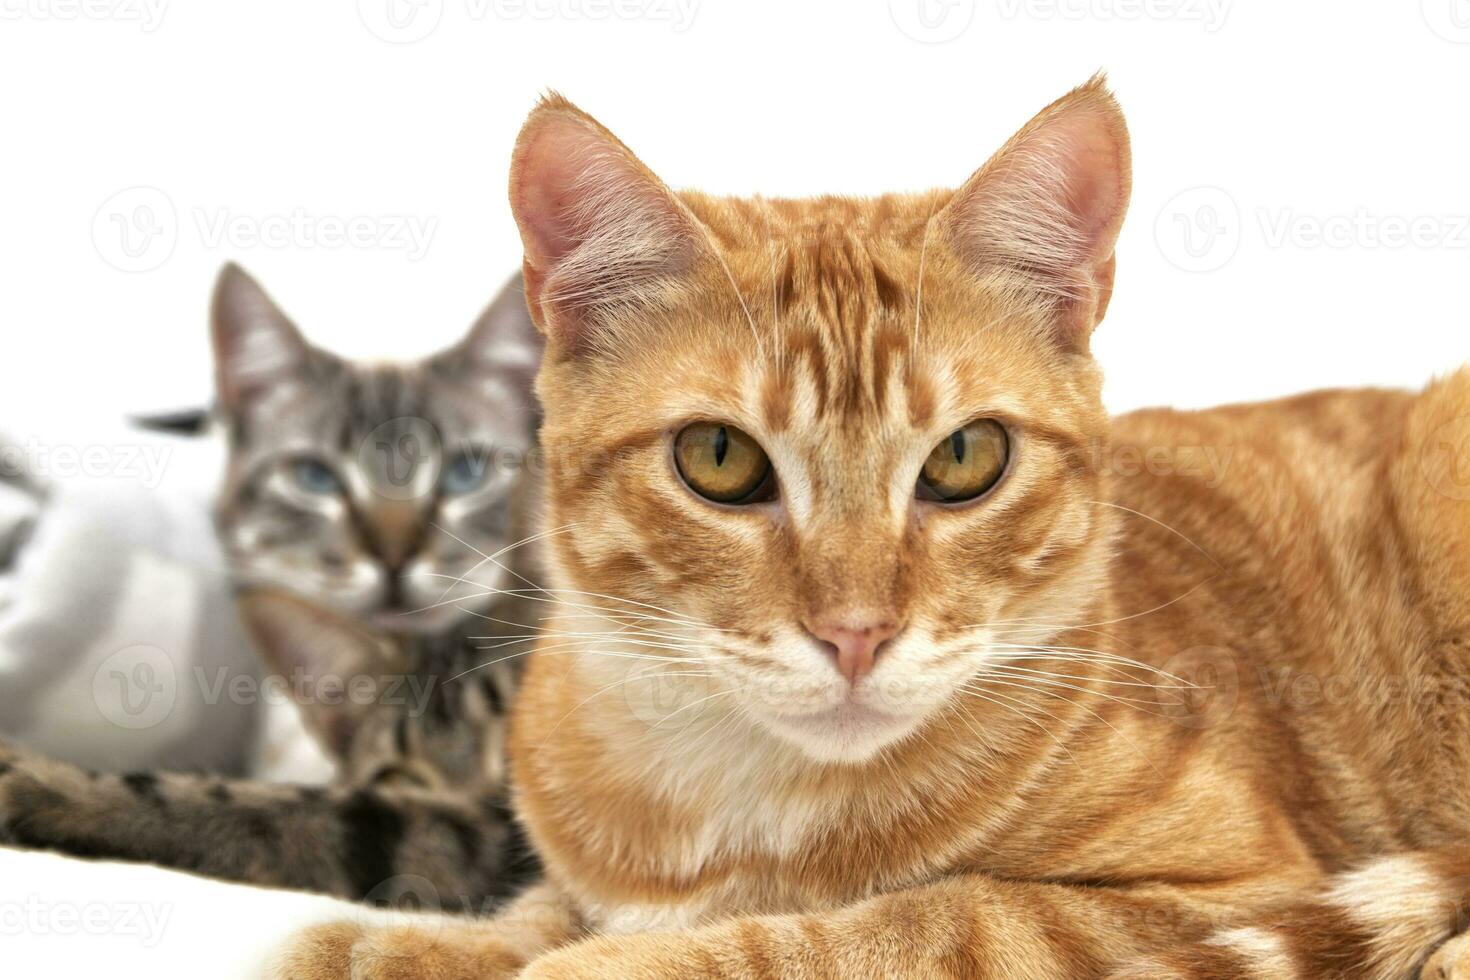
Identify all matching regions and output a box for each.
[269,881,582,980]
[516,872,1295,980]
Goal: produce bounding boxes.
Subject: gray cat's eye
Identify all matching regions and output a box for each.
[440,451,491,495]
[291,457,342,495]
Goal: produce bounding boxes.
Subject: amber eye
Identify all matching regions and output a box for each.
[918,419,1009,503]
[673,423,773,504]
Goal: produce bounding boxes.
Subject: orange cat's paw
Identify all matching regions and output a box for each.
[1423,932,1470,980]
[520,933,713,980]
[271,919,524,980]
[269,921,364,980]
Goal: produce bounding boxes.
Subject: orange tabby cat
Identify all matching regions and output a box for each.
[275,77,1470,979]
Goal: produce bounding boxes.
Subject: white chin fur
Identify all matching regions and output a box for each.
[754,704,926,764]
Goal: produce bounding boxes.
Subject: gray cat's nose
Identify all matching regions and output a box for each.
[362,501,427,569]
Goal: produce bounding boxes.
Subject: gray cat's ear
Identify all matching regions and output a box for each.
[508,93,702,355]
[437,271,544,411]
[937,74,1131,349]
[237,590,397,759]
[210,263,313,413]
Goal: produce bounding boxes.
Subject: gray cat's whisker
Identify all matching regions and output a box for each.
[428,575,723,632]
[432,522,580,605]
[454,643,715,683]
[434,526,719,629]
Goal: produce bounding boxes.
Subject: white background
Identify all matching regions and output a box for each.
[1,1,1468,432]
[2,3,1469,973]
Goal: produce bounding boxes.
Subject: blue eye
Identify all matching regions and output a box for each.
[440,451,489,495]
[291,457,342,495]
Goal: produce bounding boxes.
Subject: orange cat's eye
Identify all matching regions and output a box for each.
[918,420,1009,503]
[673,423,774,504]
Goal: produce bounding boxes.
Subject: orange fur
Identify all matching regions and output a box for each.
[274,78,1470,979]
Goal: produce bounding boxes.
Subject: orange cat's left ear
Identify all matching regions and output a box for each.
[508,93,703,356]
[937,74,1131,350]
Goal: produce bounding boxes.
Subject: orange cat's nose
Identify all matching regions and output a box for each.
[806,619,899,685]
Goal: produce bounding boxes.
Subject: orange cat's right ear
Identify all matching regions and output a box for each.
[508,94,700,355]
[938,75,1132,350]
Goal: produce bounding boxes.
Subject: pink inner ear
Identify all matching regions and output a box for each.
[1047,108,1129,258]
[509,106,699,347]
[512,116,599,268]
[944,90,1130,287]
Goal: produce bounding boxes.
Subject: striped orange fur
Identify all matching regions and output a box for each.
[273,78,1470,979]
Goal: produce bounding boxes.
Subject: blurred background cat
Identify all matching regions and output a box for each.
[0,264,547,909]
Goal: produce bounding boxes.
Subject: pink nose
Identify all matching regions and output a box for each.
[806,619,899,684]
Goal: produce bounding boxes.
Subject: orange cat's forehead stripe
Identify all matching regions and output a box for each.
[760,370,793,433]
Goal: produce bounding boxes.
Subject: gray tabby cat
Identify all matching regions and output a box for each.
[0,264,545,911]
